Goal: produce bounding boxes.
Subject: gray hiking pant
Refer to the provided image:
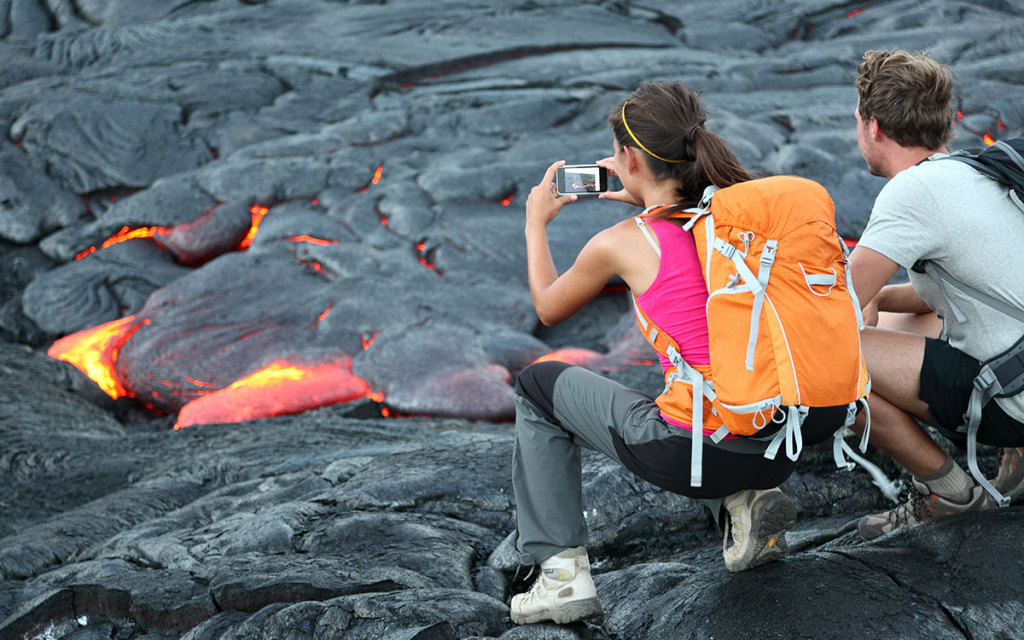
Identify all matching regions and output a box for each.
[512,361,821,565]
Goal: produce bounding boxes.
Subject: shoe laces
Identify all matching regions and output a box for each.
[886,490,928,529]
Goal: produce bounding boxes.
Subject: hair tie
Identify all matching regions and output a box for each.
[687,124,701,140]
[621,102,686,164]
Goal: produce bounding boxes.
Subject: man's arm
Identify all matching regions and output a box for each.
[849,245,900,309]
[872,282,932,314]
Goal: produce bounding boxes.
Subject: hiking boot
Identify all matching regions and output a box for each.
[857,477,994,541]
[509,546,603,625]
[992,447,1024,501]
[722,488,797,572]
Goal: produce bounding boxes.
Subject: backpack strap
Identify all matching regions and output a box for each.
[916,260,1024,325]
[993,139,1024,172]
[914,260,1024,505]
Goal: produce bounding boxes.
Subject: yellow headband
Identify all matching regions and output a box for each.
[620,102,686,164]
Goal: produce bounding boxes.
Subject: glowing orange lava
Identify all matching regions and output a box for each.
[533,348,655,371]
[501,194,515,206]
[47,315,147,398]
[174,357,377,429]
[415,242,442,275]
[76,225,171,260]
[845,8,863,17]
[285,235,338,245]
[533,347,605,367]
[984,132,996,146]
[239,204,270,250]
[361,331,378,349]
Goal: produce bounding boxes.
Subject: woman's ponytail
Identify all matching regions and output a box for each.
[691,127,751,195]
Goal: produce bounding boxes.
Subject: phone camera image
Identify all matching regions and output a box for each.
[556,165,608,195]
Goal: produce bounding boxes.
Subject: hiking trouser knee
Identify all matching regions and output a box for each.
[511,363,802,562]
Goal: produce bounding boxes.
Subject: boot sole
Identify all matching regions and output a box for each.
[510,597,603,625]
[727,491,797,572]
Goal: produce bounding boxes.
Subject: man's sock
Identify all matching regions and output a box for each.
[915,455,973,504]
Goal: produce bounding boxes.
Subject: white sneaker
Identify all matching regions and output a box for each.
[509,546,603,625]
[722,488,797,572]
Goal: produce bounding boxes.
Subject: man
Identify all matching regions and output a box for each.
[848,49,1024,540]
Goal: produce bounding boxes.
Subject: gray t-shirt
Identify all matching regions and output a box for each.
[859,153,1024,422]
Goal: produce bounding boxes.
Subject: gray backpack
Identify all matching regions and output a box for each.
[920,138,1024,505]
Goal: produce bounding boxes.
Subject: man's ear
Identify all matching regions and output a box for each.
[869,117,885,141]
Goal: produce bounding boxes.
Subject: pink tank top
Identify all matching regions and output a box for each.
[634,217,711,367]
[634,217,712,431]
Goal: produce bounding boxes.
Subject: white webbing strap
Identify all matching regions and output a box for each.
[710,424,731,444]
[744,240,777,371]
[713,237,763,296]
[764,406,806,461]
[689,365,704,487]
[832,429,903,503]
[833,397,871,466]
[842,249,867,330]
[963,366,1010,506]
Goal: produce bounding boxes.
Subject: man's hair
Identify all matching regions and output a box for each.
[856,49,956,150]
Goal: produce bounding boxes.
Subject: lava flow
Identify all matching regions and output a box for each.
[174,357,379,429]
[47,315,148,398]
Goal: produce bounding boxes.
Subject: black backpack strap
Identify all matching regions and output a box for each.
[943,152,1005,182]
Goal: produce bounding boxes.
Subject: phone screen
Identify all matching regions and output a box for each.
[556,165,608,195]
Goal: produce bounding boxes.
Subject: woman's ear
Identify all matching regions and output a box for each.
[624,145,642,174]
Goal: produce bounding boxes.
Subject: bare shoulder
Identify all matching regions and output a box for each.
[588,217,644,250]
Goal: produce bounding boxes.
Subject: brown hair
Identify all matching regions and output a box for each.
[608,81,752,211]
[855,49,955,149]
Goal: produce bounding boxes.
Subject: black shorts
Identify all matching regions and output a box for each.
[919,337,1024,447]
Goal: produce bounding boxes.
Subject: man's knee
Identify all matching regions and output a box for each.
[515,361,573,425]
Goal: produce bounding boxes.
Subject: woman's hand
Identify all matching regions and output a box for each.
[526,161,576,229]
[595,156,642,206]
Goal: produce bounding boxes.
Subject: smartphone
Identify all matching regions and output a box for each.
[555,164,609,195]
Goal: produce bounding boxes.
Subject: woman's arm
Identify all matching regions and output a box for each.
[525,161,625,326]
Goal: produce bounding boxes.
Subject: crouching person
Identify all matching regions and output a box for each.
[848,49,1024,541]
[510,81,868,625]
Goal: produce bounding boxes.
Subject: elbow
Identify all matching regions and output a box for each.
[534,303,566,327]
[535,310,559,327]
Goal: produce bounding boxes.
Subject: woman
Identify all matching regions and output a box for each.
[510,81,850,626]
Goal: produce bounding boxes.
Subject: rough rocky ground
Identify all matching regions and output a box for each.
[2,0,1024,638]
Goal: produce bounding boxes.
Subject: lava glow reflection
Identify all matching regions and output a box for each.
[47,315,146,398]
[174,357,377,429]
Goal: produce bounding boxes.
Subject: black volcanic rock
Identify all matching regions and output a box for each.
[3,0,1024,638]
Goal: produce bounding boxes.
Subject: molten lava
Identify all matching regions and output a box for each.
[174,357,377,429]
[47,315,147,398]
[415,242,442,275]
[239,204,270,250]
[285,235,338,245]
[76,226,170,260]
[533,347,655,372]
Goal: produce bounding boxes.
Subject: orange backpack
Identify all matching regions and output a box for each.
[633,175,871,487]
